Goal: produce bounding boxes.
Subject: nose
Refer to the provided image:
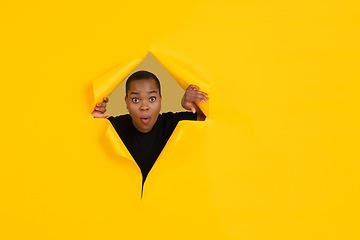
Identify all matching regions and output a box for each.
[140,102,149,111]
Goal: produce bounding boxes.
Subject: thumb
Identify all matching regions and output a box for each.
[92,111,110,118]
[190,102,196,114]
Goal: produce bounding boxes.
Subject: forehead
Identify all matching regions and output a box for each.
[128,79,159,93]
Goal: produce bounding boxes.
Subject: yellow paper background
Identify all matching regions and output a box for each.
[1,1,360,239]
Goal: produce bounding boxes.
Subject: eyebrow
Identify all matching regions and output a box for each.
[130,90,158,95]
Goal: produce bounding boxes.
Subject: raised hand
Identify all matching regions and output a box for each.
[91,97,110,118]
[181,84,208,114]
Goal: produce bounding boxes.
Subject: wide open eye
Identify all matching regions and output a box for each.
[132,97,139,103]
[149,96,156,102]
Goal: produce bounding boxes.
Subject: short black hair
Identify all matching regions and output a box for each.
[126,70,161,96]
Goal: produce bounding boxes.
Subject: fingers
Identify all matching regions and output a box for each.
[193,91,208,102]
[98,102,107,107]
[95,107,106,113]
[92,96,111,118]
[181,85,208,112]
[187,84,200,91]
[186,85,207,94]
[95,102,107,113]
[187,85,207,94]
[94,97,109,113]
[185,85,209,103]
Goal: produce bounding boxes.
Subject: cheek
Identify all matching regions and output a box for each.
[127,104,138,114]
[152,102,161,110]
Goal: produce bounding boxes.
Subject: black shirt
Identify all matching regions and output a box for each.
[108,112,197,182]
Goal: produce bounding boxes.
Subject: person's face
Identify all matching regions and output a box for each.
[125,79,162,133]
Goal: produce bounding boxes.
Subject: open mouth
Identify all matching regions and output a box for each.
[140,116,151,124]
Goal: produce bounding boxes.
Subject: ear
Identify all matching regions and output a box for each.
[124,96,128,109]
